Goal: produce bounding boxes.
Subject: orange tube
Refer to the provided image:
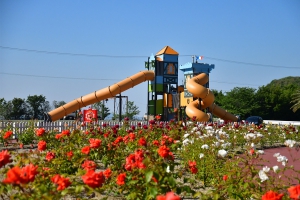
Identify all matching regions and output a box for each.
[45,70,155,122]
[185,73,238,122]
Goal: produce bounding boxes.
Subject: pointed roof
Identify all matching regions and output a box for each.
[156,46,179,56]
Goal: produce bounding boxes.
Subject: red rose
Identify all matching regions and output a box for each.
[19,164,38,183]
[0,150,12,168]
[55,133,63,139]
[3,164,38,185]
[188,160,198,174]
[262,190,284,200]
[61,130,70,136]
[81,160,96,171]
[158,145,170,158]
[89,138,101,149]
[138,137,147,147]
[82,170,105,188]
[103,168,112,179]
[81,146,90,155]
[38,140,47,151]
[288,184,300,200]
[3,131,13,139]
[116,173,126,186]
[153,140,160,147]
[46,152,55,161]
[51,174,71,191]
[36,128,45,136]
[113,136,123,145]
[66,151,73,159]
[156,191,180,200]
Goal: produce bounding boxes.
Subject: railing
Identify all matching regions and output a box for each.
[0,120,150,139]
[1,120,299,138]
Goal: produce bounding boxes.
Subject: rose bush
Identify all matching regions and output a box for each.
[0,118,299,199]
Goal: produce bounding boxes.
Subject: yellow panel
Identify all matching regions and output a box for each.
[180,92,193,107]
[163,93,172,107]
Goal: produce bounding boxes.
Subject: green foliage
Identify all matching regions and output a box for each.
[290,89,300,113]
[218,87,258,119]
[113,100,140,120]
[17,121,36,145]
[92,101,110,120]
[26,95,50,120]
[52,100,66,109]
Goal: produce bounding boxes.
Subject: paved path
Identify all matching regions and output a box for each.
[258,146,300,185]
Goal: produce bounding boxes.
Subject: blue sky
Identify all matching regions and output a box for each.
[1,0,300,118]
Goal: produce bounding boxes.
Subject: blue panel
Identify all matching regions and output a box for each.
[192,63,215,74]
[163,77,178,84]
[179,62,193,73]
[156,76,163,84]
[163,55,178,62]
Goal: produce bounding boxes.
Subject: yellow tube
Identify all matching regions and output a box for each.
[45,70,155,122]
[185,73,238,122]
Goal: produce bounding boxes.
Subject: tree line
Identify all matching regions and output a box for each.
[0,95,140,120]
[212,83,300,121]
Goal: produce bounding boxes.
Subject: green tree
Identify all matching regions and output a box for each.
[290,89,300,113]
[10,98,28,119]
[52,100,67,109]
[254,84,299,120]
[211,89,225,107]
[113,100,140,120]
[125,100,140,119]
[92,100,110,120]
[218,87,258,119]
[0,98,10,119]
[26,95,50,119]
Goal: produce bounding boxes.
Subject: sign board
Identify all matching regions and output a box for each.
[83,109,98,122]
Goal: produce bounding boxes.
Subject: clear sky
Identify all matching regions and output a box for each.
[1,0,300,118]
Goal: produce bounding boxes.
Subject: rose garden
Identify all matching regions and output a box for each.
[0,116,299,200]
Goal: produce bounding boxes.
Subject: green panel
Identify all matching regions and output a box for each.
[156,99,163,114]
[156,84,163,92]
[148,84,163,92]
[148,100,155,114]
[148,99,163,115]
[148,84,152,92]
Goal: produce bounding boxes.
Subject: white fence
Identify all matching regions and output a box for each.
[0,120,150,138]
[263,120,300,126]
[1,120,299,136]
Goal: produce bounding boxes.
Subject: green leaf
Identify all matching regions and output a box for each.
[148,187,158,198]
[145,170,153,183]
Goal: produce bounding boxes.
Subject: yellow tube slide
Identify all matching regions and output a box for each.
[185,73,238,122]
[44,70,155,122]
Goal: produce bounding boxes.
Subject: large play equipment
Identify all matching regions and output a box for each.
[145,46,238,122]
[44,46,238,122]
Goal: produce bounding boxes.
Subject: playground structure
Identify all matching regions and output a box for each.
[44,46,238,122]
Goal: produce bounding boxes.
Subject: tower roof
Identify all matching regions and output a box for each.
[156,46,179,56]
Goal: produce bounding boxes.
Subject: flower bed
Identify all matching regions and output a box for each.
[0,118,300,199]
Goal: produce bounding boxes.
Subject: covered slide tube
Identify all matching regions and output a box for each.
[44,70,155,122]
[185,73,238,122]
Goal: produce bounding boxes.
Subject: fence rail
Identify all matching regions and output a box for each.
[1,120,299,138]
[0,120,150,138]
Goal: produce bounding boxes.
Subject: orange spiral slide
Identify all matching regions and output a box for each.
[185,73,238,122]
[44,70,155,122]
